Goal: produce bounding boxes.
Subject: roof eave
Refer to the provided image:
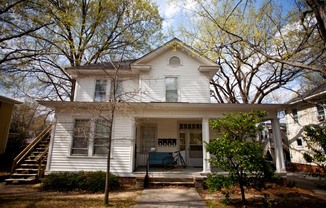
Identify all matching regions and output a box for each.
[287,91,326,106]
[0,96,22,104]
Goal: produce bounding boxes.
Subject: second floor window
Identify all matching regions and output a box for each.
[292,109,298,123]
[317,105,325,116]
[296,137,303,147]
[94,80,107,102]
[165,77,178,102]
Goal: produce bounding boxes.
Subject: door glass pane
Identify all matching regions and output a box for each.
[189,133,202,158]
[179,132,185,151]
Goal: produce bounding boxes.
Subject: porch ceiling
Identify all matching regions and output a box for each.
[38,101,283,119]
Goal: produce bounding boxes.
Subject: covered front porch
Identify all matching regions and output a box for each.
[131,103,286,175]
[134,118,207,170]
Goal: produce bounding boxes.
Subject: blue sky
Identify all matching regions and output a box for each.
[154,0,296,39]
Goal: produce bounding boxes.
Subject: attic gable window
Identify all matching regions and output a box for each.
[94,80,107,102]
[169,56,181,65]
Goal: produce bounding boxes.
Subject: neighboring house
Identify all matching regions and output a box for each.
[259,123,290,164]
[0,96,22,154]
[39,38,287,176]
[285,84,326,172]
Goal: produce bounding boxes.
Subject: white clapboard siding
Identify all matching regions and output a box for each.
[48,112,134,174]
[119,78,139,102]
[139,50,211,103]
[75,77,140,102]
[286,106,320,165]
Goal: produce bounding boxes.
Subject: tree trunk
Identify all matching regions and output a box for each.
[238,170,246,203]
[104,107,115,206]
[306,0,326,43]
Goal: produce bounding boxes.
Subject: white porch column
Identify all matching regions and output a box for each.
[202,117,211,173]
[271,118,286,174]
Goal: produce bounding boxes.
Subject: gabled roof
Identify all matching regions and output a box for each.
[286,84,326,105]
[64,38,219,77]
[132,37,217,66]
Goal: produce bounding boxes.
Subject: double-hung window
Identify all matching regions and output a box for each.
[297,137,303,147]
[94,119,110,155]
[292,109,299,123]
[71,119,91,155]
[317,105,325,116]
[94,80,107,102]
[165,77,178,102]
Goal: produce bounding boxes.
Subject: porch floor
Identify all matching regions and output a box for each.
[133,166,224,178]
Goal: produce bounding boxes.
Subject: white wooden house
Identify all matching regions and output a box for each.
[285,84,326,171]
[39,38,286,176]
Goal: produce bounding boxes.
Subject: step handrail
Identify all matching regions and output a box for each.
[36,146,49,180]
[11,125,52,175]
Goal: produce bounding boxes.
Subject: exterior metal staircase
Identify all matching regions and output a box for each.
[5,125,52,184]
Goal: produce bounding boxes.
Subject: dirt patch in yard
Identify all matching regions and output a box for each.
[201,183,326,208]
[1,181,326,208]
[0,183,142,208]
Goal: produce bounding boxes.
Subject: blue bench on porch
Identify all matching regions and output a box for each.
[148,152,171,166]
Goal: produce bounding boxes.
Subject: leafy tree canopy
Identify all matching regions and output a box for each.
[303,122,326,176]
[0,0,163,101]
[206,111,272,202]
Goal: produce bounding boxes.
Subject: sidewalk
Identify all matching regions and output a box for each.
[287,172,326,196]
[135,188,206,208]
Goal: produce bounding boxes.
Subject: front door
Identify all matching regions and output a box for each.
[188,131,203,167]
[179,130,203,167]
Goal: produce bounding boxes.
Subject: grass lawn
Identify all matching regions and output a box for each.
[0,183,142,208]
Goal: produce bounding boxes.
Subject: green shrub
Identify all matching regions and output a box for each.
[205,174,235,192]
[42,171,120,192]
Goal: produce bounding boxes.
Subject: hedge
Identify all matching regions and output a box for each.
[42,171,120,192]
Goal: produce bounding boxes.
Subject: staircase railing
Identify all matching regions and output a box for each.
[11,125,52,175]
[36,146,49,181]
